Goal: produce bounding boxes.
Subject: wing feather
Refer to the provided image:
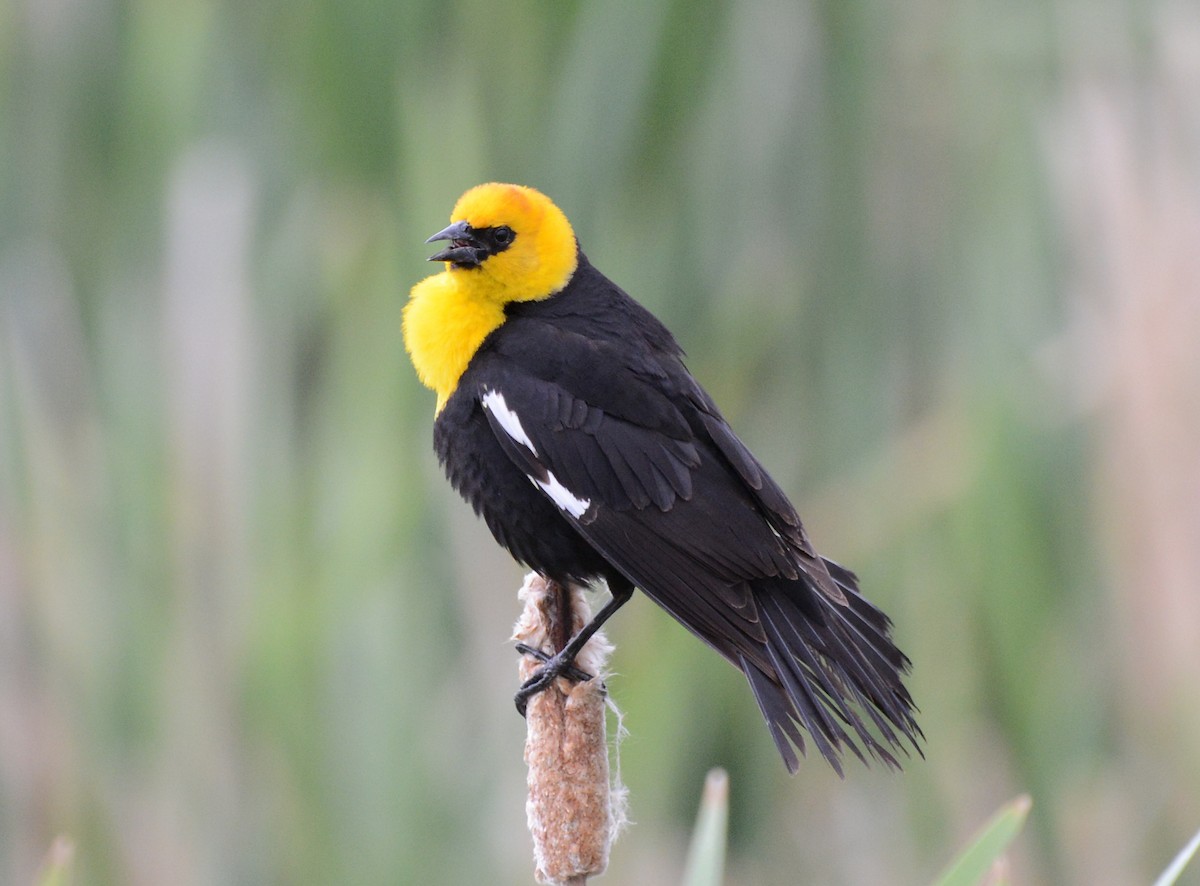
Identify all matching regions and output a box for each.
[471,321,918,772]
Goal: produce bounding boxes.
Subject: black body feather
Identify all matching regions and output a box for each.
[434,250,920,773]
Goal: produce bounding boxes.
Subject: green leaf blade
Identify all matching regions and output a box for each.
[1153,826,1200,886]
[683,768,730,886]
[932,795,1033,886]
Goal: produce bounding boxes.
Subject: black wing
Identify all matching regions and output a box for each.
[475,310,920,773]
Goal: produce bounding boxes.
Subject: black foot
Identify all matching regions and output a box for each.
[513,643,598,717]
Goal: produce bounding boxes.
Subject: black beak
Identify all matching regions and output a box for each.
[426,220,483,266]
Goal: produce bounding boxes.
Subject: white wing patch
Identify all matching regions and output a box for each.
[481,389,537,455]
[534,473,592,519]
[481,388,593,519]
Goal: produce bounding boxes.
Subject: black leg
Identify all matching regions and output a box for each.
[514,581,634,716]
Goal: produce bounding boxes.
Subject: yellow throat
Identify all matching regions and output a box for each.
[403,183,578,412]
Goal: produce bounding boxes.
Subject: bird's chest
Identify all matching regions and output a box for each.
[403,277,506,412]
[434,392,528,517]
[433,388,603,579]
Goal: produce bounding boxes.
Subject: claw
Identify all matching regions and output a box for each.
[511,581,632,718]
[515,643,594,682]
[513,644,599,717]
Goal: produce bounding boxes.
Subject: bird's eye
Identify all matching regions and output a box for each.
[493,226,514,245]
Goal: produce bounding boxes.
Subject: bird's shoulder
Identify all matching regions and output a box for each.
[504,251,682,355]
[472,252,696,438]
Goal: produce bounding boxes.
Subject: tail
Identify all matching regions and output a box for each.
[740,559,922,775]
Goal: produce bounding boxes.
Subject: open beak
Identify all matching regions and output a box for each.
[426,220,482,266]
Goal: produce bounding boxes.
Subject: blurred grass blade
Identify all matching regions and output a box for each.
[682,768,729,886]
[37,837,74,886]
[931,795,1032,886]
[1153,826,1200,886]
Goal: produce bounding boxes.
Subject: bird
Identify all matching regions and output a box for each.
[403,182,921,774]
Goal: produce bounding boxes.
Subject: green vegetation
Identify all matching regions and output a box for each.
[2,1,1198,883]
[933,796,1032,886]
[684,770,729,886]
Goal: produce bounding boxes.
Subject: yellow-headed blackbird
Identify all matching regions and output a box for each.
[404,183,920,773]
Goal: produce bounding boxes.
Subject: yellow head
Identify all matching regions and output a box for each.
[404,184,578,411]
[425,183,578,303]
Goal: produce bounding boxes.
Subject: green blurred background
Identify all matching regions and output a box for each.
[3,0,1199,883]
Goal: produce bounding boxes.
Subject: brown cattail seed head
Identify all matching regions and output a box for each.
[514,574,624,885]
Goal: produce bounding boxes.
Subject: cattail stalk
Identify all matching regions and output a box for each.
[513,573,625,885]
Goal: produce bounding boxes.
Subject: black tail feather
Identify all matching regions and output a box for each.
[741,562,921,774]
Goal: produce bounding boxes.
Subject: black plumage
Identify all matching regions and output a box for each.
[433,249,921,774]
